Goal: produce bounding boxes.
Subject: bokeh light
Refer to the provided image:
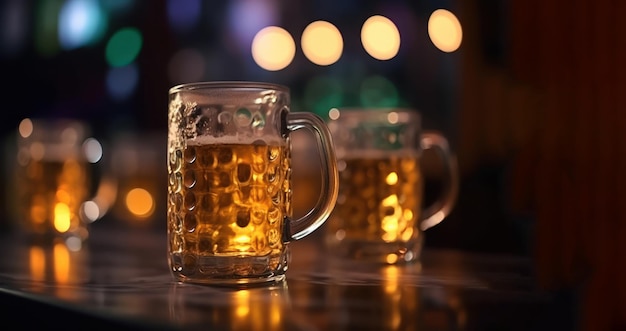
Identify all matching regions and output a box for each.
[1,0,28,57]
[359,75,399,107]
[83,137,103,163]
[106,63,139,101]
[228,0,278,52]
[386,172,398,185]
[101,0,135,14]
[82,201,100,222]
[126,188,154,218]
[301,21,343,66]
[105,27,143,67]
[168,48,206,84]
[54,203,71,233]
[18,118,33,138]
[166,0,201,33]
[328,108,340,120]
[304,76,344,118]
[361,15,401,60]
[428,9,463,53]
[35,0,63,57]
[58,0,107,50]
[251,26,295,71]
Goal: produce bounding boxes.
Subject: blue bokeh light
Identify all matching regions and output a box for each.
[0,0,28,57]
[228,0,278,50]
[106,63,139,101]
[58,0,107,50]
[167,0,202,33]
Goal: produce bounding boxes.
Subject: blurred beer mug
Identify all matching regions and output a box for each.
[167,81,338,286]
[14,118,106,247]
[326,108,458,264]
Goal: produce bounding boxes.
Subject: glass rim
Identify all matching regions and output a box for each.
[169,81,289,94]
[329,107,421,122]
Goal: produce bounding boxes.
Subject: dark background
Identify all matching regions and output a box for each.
[3,0,496,252]
[2,1,626,329]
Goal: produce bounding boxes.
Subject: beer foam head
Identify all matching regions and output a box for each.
[338,147,419,160]
[186,134,284,146]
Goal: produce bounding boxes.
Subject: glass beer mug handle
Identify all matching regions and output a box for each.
[419,131,459,231]
[79,139,118,224]
[286,112,339,240]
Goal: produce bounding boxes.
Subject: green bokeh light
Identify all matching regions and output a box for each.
[303,76,344,119]
[35,0,63,57]
[105,27,142,67]
[359,75,399,108]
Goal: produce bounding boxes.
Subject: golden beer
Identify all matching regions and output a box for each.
[18,158,89,242]
[168,141,291,280]
[326,152,423,263]
[168,81,338,286]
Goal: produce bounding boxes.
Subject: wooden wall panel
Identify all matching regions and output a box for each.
[461,0,626,329]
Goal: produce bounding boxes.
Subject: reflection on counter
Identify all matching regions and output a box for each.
[26,240,91,300]
[320,265,466,331]
[166,264,467,331]
[0,224,557,331]
[169,281,293,331]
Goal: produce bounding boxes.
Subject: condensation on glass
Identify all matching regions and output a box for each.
[167,81,338,286]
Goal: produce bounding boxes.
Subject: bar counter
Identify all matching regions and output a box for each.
[0,221,565,330]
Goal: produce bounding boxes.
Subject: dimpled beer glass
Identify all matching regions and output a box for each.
[326,108,458,264]
[168,82,338,286]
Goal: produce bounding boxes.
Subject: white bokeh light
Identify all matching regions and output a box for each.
[361,15,401,60]
[301,21,343,66]
[251,26,295,71]
[428,9,463,53]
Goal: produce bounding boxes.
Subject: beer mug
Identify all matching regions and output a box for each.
[167,81,338,286]
[14,118,103,247]
[326,108,458,264]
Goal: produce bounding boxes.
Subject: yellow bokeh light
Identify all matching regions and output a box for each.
[251,26,295,71]
[428,9,463,53]
[54,203,71,233]
[385,254,399,264]
[401,227,414,241]
[301,21,343,66]
[386,172,398,185]
[381,194,401,242]
[361,15,401,60]
[403,209,414,221]
[125,188,154,218]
